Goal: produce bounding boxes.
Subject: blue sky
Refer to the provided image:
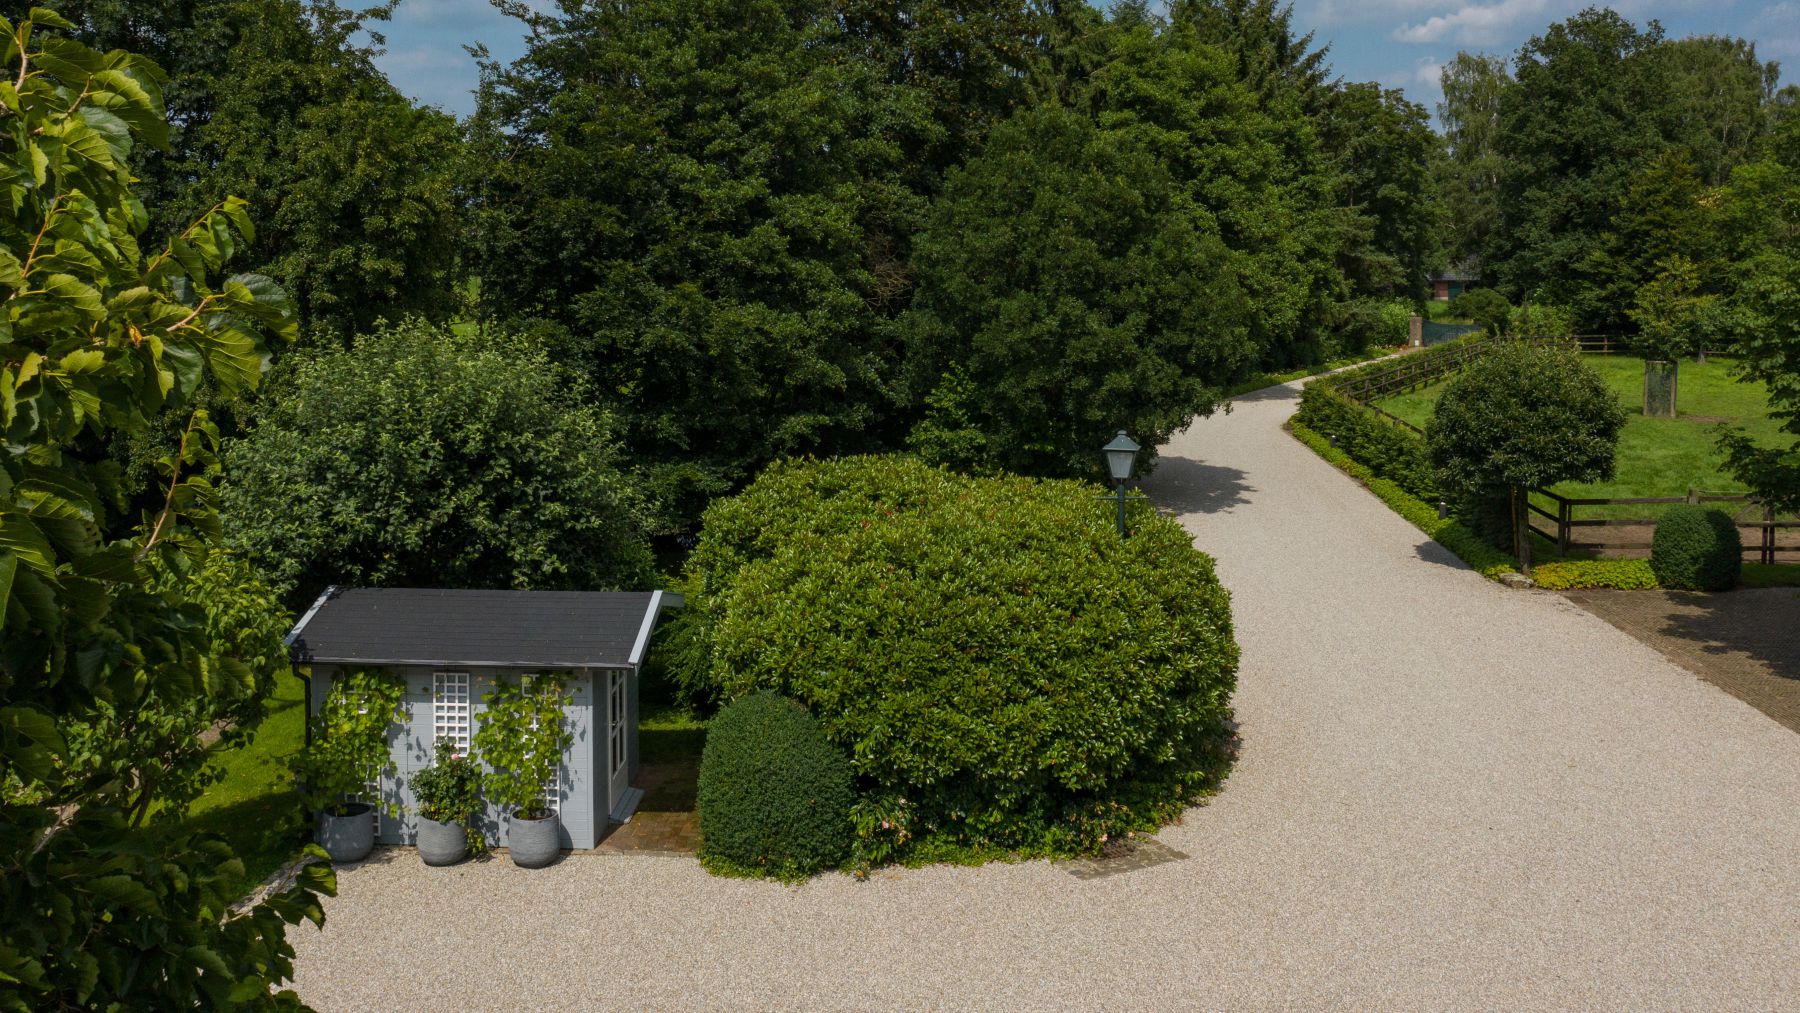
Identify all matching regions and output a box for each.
[372,1,1798,119]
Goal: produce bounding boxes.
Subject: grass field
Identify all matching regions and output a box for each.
[1378,355,1789,508]
[179,671,310,893]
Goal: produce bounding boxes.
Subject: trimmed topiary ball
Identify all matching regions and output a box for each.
[697,691,854,880]
[1650,505,1742,591]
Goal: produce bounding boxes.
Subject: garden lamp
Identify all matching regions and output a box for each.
[1101,430,1142,538]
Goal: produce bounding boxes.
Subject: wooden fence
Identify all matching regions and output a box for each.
[1528,488,1797,564]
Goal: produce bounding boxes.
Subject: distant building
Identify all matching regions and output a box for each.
[1429,265,1480,301]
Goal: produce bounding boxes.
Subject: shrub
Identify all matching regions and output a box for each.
[222,319,654,601]
[678,456,1238,865]
[1449,288,1511,334]
[1509,301,1576,339]
[697,692,855,880]
[1650,506,1742,591]
[1530,559,1658,590]
[1293,384,1437,499]
[1427,343,1625,558]
[1332,297,1414,355]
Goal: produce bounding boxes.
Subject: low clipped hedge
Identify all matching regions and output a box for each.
[676,455,1239,866]
[1530,559,1658,590]
[1651,506,1742,591]
[697,691,855,880]
[1292,383,1436,499]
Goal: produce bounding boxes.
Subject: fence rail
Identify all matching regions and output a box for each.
[1528,488,1796,564]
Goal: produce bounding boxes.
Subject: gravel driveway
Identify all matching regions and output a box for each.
[289,380,1800,1011]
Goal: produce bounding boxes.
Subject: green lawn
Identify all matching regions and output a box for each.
[179,671,310,893]
[1378,355,1790,511]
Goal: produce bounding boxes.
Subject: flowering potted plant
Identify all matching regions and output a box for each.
[471,674,572,868]
[409,739,485,866]
[292,670,404,863]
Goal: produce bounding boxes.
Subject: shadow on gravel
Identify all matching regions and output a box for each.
[1225,384,1303,405]
[1563,587,1800,735]
[1412,541,1472,571]
[1143,457,1253,515]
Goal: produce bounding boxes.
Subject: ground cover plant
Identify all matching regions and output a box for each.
[697,692,854,881]
[674,456,1239,868]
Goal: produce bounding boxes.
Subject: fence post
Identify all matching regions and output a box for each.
[1558,498,1571,556]
[1686,488,1700,506]
[1766,502,1777,566]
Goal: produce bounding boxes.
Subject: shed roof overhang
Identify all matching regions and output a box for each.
[284,587,684,670]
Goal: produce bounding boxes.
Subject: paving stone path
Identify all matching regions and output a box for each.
[290,379,1800,1010]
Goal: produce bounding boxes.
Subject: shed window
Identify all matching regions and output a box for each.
[433,671,471,751]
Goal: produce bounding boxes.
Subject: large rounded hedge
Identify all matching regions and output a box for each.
[1650,506,1742,591]
[677,455,1238,864]
[697,692,855,879]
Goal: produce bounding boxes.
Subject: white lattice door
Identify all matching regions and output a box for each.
[607,670,629,807]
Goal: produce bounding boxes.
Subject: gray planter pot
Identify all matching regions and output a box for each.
[506,811,560,868]
[317,802,375,864]
[416,816,468,866]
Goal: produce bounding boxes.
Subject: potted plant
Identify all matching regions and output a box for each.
[292,670,404,863]
[471,674,572,868]
[409,739,486,865]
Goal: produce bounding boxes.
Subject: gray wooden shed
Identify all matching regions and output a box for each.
[285,587,682,851]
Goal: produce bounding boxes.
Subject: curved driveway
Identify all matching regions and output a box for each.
[292,380,1800,1010]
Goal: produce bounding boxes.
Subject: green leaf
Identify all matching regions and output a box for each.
[0,512,56,575]
[86,876,163,917]
[41,274,103,318]
[0,705,66,782]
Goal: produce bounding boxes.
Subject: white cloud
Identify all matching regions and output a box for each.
[1392,0,1553,44]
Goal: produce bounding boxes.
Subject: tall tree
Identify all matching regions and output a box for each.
[1435,52,1511,271]
[6,0,462,340]
[467,0,1042,526]
[1320,81,1442,305]
[1489,8,1672,327]
[1658,35,1779,185]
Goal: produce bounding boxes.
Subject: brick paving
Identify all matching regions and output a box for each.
[596,757,700,854]
[1560,587,1800,734]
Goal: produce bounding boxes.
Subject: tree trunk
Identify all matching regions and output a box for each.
[1511,485,1532,575]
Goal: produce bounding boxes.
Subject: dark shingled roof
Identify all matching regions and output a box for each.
[286,588,671,668]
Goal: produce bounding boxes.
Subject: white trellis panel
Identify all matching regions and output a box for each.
[433,671,471,752]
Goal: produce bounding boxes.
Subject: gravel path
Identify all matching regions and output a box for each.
[289,380,1800,1011]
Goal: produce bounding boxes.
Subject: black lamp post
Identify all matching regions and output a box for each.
[1102,430,1140,537]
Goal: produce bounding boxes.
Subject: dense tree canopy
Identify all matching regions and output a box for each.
[1440,8,1785,336]
[467,0,1443,510]
[902,104,1249,477]
[222,321,655,600]
[11,0,462,340]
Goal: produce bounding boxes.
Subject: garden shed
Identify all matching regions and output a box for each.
[285,587,682,851]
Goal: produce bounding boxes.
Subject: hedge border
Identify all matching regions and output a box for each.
[1221,345,1405,399]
